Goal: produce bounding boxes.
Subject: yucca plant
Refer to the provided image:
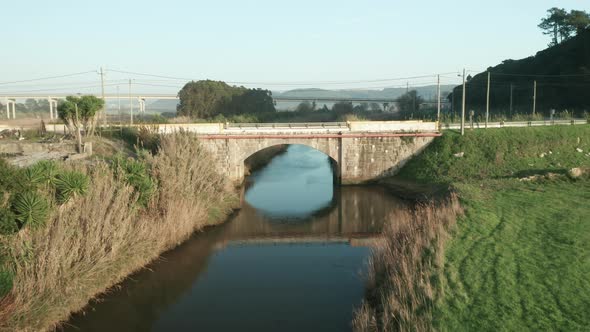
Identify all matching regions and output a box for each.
[20,161,61,191]
[54,171,89,204]
[22,166,46,187]
[33,161,60,185]
[11,191,49,228]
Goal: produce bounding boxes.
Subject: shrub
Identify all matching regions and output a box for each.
[11,191,49,228]
[0,160,21,194]
[111,156,156,207]
[136,125,161,154]
[0,268,13,298]
[54,171,89,204]
[0,209,19,235]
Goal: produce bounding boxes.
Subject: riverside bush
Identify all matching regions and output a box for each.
[0,210,18,236]
[0,131,236,331]
[0,269,12,298]
[111,156,157,207]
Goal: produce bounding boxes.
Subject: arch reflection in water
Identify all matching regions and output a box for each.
[244,144,336,218]
[61,145,406,332]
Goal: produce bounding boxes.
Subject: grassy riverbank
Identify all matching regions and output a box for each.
[0,132,238,332]
[356,125,590,331]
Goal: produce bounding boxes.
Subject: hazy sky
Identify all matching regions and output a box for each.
[1,0,588,93]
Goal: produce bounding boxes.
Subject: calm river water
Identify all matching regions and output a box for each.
[62,145,404,332]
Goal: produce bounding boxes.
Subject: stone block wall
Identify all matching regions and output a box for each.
[199,135,434,185]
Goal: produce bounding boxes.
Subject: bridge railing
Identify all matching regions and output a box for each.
[441,118,588,130]
[225,122,349,130]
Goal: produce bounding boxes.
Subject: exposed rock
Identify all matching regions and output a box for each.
[520,172,563,182]
[568,168,584,179]
[453,152,464,158]
[576,148,583,153]
[539,153,546,158]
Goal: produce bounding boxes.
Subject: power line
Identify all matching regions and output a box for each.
[108,68,459,86]
[2,83,121,94]
[0,71,96,86]
[0,79,129,90]
[489,72,590,78]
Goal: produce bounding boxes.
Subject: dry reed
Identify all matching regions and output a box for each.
[353,193,462,332]
[0,131,237,332]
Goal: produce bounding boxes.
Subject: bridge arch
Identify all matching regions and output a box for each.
[243,143,340,183]
[199,136,343,185]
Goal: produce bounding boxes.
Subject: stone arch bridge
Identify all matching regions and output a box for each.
[155,121,440,184]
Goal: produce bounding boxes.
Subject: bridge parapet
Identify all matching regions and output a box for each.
[183,121,440,184]
[154,120,439,136]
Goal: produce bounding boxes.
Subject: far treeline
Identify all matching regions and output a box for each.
[175,80,427,122]
[176,80,275,119]
[449,8,590,118]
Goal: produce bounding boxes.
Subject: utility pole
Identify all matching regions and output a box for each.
[532,80,537,117]
[451,90,455,120]
[406,81,409,93]
[412,91,416,117]
[509,83,514,118]
[129,79,133,125]
[75,103,82,153]
[117,85,122,135]
[100,67,106,125]
[485,71,490,128]
[461,68,466,136]
[436,74,441,123]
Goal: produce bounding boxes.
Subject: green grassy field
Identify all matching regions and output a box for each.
[396,125,590,330]
[436,179,590,331]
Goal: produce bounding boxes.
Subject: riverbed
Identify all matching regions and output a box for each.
[62,144,405,332]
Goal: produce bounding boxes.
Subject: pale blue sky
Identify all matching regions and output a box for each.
[0,0,588,93]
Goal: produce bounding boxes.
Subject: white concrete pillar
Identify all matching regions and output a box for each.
[49,97,53,120]
[5,99,16,119]
[51,100,58,119]
[139,98,146,113]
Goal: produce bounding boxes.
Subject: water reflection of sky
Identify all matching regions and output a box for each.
[244,145,334,218]
[60,145,401,332]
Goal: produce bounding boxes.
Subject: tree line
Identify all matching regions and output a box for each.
[539,7,590,46]
[0,99,53,113]
[176,80,275,118]
[291,90,428,120]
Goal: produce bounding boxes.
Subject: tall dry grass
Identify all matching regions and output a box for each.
[353,194,462,332]
[0,131,237,332]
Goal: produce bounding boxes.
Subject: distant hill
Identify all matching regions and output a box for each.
[146,99,178,113]
[274,85,455,101]
[451,29,590,115]
[143,85,455,114]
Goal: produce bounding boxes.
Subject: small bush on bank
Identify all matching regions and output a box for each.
[0,209,18,236]
[0,160,22,194]
[0,268,13,298]
[111,156,157,207]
